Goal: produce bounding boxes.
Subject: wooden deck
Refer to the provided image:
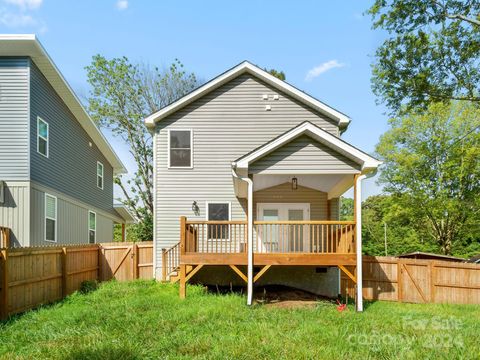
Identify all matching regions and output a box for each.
[179,218,356,266]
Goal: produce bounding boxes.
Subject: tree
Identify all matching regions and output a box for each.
[376,101,480,254]
[264,68,286,80]
[86,56,199,240]
[368,0,480,114]
[340,197,354,221]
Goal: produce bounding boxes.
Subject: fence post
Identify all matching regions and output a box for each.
[133,243,139,280]
[430,261,436,303]
[98,245,105,282]
[161,248,167,282]
[61,247,68,297]
[397,259,403,302]
[0,248,8,319]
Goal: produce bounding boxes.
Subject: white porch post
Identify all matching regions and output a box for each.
[246,178,254,305]
[355,174,366,312]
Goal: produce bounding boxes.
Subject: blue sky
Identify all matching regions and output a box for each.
[0,0,389,199]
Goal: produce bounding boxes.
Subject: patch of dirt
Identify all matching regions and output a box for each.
[254,285,336,309]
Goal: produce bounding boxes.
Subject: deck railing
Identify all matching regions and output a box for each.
[253,221,356,254]
[0,226,10,248]
[184,220,248,254]
[179,218,355,255]
[161,242,180,281]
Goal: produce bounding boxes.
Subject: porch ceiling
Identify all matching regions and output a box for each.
[253,174,354,199]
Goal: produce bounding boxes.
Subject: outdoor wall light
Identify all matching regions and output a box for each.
[292,177,298,190]
[191,201,200,216]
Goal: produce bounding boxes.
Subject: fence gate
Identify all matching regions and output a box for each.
[398,260,431,303]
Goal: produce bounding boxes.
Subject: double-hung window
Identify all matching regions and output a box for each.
[168,130,192,168]
[88,211,96,244]
[45,194,57,242]
[206,202,231,240]
[97,162,104,189]
[37,117,49,157]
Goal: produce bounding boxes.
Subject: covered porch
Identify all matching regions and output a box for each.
[165,122,381,311]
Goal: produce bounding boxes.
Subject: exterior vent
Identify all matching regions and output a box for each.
[0,181,4,204]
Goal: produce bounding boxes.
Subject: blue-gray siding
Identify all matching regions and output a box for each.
[0,58,30,180]
[29,62,115,215]
[154,73,343,275]
[30,184,114,246]
[249,135,361,174]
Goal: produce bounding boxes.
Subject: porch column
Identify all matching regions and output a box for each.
[354,174,366,312]
[246,177,254,306]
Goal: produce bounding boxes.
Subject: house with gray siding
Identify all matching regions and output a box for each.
[146,61,381,311]
[0,34,134,247]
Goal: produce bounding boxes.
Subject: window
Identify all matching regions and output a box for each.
[45,194,57,242]
[88,211,96,244]
[168,130,192,168]
[206,202,230,240]
[97,162,104,189]
[37,117,49,157]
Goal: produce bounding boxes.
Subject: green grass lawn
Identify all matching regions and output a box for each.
[0,281,479,359]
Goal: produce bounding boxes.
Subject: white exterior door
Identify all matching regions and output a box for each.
[257,203,310,252]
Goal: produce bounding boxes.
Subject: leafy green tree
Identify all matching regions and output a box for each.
[340,197,354,221]
[264,68,286,80]
[86,56,199,240]
[376,101,480,254]
[368,0,480,113]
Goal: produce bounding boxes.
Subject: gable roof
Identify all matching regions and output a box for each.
[0,34,127,174]
[233,121,381,172]
[144,61,351,129]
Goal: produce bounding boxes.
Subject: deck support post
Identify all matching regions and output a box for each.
[179,264,186,299]
[354,174,366,312]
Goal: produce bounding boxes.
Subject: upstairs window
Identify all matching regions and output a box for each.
[97,162,104,189]
[88,211,96,244]
[37,117,49,157]
[168,130,192,168]
[45,194,57,242]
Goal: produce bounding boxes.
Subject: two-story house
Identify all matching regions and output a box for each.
[145,61,381,311]
[0,34,134,247]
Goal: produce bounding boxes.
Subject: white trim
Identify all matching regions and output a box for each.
[205,201,232,241]
[0,35,127,174]
[36,117,49,158]
[355,175,366,312]
[44,193,57,243]
[145,61,351,129]
[96,161,104,190]
[88,210,97,244]
[235,122,382,172]
[152,130,157,278]
[167,129,193,169]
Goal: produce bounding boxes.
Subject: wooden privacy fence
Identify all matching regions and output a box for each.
[341,256,480,304]
[0,241,153,319]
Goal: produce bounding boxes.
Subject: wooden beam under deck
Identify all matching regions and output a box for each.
[181,253,356,266]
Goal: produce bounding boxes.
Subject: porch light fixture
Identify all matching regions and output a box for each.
[291,177,298,190]
[191,201,200,216]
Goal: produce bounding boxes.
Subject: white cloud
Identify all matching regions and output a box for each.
[4,0,43,10]
[305,60,346,81]
[0,9,35,26]
[116,0,128,10]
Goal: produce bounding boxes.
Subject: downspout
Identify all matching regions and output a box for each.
[354,168,377,312]
[231,165,254,306]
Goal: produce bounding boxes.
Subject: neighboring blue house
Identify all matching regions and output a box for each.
[0,34,134,247]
